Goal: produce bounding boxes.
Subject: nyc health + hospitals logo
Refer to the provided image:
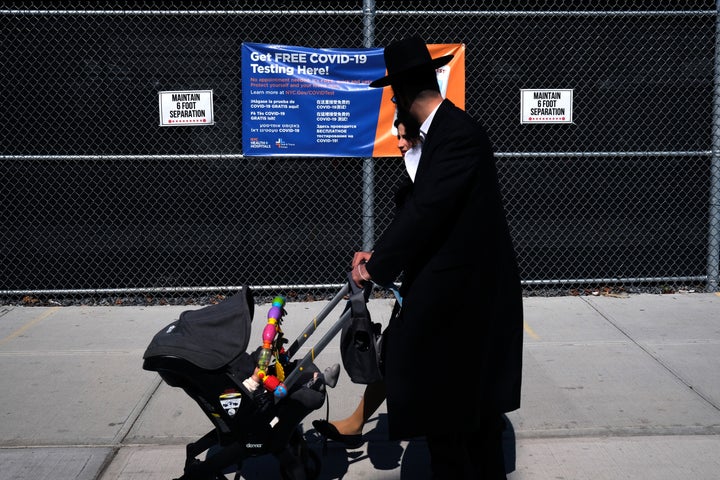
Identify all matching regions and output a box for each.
[275,138,295,149]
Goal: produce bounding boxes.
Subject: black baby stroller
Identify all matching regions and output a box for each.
[143,284,354,480]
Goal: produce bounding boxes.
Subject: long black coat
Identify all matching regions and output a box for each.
[366,100,523,440]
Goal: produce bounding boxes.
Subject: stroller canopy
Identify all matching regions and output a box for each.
[143,289,254,370]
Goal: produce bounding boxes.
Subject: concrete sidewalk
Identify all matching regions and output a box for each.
[0,292,719,479]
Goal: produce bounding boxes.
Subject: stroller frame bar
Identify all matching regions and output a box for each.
[282,282,350,391]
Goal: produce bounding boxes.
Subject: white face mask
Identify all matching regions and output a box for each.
[404,144,422,182]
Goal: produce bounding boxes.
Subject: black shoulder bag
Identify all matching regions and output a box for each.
[339,274,384,384]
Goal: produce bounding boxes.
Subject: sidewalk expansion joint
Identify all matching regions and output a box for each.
[580,297,720,413]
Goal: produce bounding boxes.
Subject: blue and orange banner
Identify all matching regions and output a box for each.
[242,42,465,157]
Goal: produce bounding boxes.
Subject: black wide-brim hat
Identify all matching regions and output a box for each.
[369,36,453,88]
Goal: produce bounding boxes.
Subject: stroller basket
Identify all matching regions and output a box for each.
[142,284,351,480]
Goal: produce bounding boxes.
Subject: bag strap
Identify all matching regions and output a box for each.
[386,284,402,306]
[347,271,373,319]
[348,270,403,307]
[347,270,372,299]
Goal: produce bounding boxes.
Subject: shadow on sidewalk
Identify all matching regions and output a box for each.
[237,413,430,479]
[237,413,515,478]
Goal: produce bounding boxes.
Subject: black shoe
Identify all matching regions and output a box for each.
[312,420,363,448]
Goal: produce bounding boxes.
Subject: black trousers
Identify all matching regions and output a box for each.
[426,413,507,480]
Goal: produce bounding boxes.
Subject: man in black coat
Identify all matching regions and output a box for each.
[351,36,524,479]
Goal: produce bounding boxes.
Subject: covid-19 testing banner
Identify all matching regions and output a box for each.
[242,42,465,157]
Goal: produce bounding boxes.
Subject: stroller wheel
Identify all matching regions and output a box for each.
[278,450,321,480]
[277,430,322,480]
[302,448,321,480]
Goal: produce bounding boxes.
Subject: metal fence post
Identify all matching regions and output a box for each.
[361,0,376,251]
[708,0,720,292]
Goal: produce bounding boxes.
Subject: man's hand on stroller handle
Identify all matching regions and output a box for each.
[351,251,373,287]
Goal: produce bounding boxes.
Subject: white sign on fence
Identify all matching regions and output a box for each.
[520,89,573,124]
[159,90,214,126]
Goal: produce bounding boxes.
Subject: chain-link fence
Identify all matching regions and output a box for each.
[1,0,717,303]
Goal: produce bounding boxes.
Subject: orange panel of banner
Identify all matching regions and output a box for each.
[371,44,466,158]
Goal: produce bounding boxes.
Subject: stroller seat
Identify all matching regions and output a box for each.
[143,353,261,444]
[142,288,327,480]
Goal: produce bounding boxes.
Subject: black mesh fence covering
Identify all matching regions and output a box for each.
[1,1,716,302]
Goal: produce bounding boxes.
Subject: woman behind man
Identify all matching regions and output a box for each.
[312,111,422,446]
